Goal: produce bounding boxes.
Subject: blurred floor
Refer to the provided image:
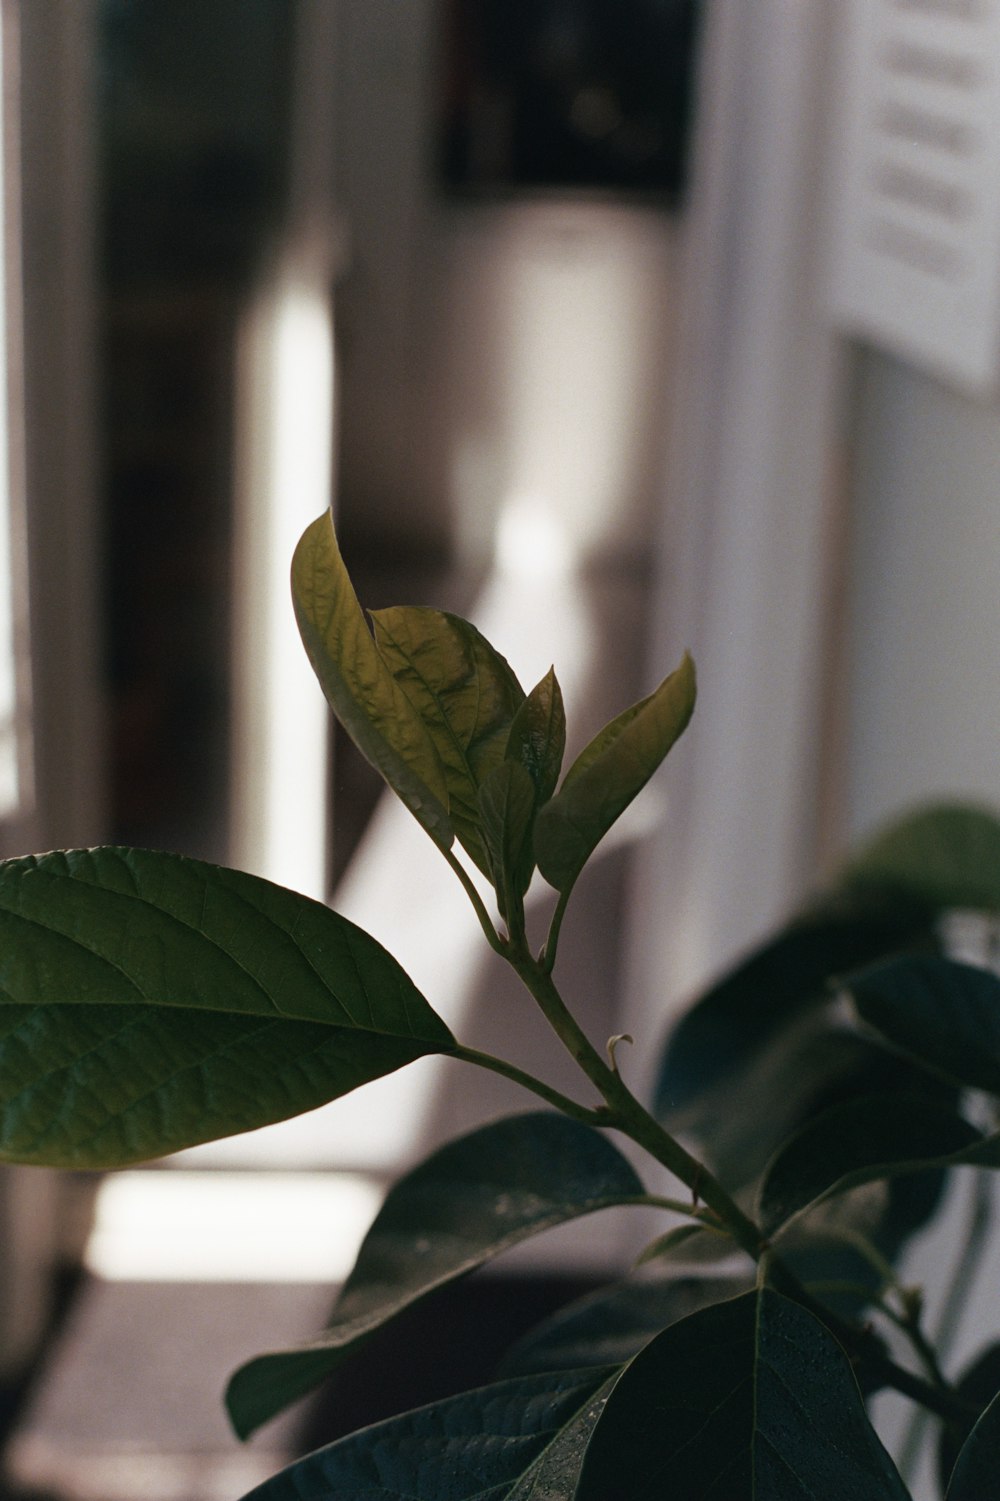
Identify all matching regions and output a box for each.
[5,1281,333,1501]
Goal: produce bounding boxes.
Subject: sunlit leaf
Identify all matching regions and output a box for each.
[851,956,1000,1097]
[575,1289,909,1500]
[842,802,1000,913]
[371,605,525,873]
[758,1092,987,1236]
[0,848,454,1167]
[227,1112,645,1437]
[506,668,566,807]
[240,1367,614,1501]
[533,652,695,894]
[292,512,453,850]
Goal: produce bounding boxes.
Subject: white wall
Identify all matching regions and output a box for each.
[847,349,1000,837]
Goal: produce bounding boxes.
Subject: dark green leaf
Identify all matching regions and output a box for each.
[851,956,1000,1096]
[938,1343,1000,1495]
[654,890,933,1122]
[663,1001,955,1200]
[758,1093,986,1236]
[946,1389,1000,1500]
[499,1273,751,1379]
[227,1112,644,1437]
[0,848,454,1167]
[534,652,695,894]
[575,1288,909,1500]
[504,1375,617,1501]
[478,760,537,918]
[292,513,453,850]
[842,802,1000,913]
[370,605,525,874]
[240,1367,613,1501]
[506,668,566,808]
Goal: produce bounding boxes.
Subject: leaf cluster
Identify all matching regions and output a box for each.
[0,514,999,1497]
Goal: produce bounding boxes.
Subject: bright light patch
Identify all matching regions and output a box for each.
[231,252,334,899]
[85,1172,383,1283]
[0,11,27,822]
[494,492,577,581]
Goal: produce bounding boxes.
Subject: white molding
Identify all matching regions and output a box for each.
[622,0,848,1073]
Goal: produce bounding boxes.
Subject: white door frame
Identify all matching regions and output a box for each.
[623,0,849,1073]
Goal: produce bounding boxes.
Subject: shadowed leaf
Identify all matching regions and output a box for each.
[505,1375,617,1501]
[946,1388,1000,1500]
[227,1113,645,1437]
[851,956,1000,1097]
[842,803,1000,913]
[938,1343,1000,1495]
[240,1368,614,1501]
[654,891,933,1123]
[499,1273,751,1379]
[575,1289,909,1500]
[758,1092,988,1236]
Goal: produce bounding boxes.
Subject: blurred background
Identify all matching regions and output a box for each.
[0,0,999,1496]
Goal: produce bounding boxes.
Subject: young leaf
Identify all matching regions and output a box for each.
[533,652,695,894]
[291,513,453,851]
[477,760,537,920]
[758,1092,987,1236]
[505,667,566,807]
[227,1112,645,1437]
[239,1367,614,1501]
[841,802,1000,913]
[946,1389,1000,1500]
[850,956,1000,1096]
[0,847,454,1167]
[575,1288,910,1500]
[370,605,525,874]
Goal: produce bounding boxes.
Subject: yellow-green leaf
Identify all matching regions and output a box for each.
[370,605,524,873]
[506,667,566,807]
[292,513,453,851]
[478,760,537,921]
[534,653,695,894]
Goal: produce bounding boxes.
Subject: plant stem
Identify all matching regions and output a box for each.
[450,1043,607,1127]
[879,1302,949,1391]
[897,1172,994,1479]
[503,943,977,1428]
[542,889,572,971]
[506,945,765,1261]
[443,849,506,953]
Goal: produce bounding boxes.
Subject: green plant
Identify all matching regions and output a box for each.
[2,510,1000,1497]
